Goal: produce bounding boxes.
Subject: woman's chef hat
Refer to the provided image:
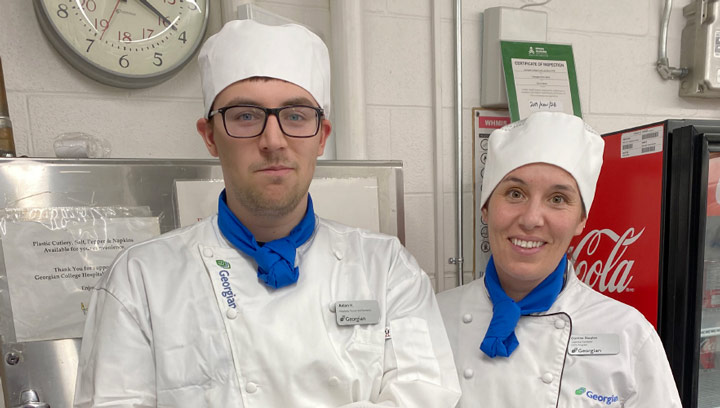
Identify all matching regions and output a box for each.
[480,112,605,215]
[198,19,331,119]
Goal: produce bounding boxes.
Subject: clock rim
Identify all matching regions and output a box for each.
[32,0,210,89]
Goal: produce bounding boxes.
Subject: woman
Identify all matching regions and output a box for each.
[437,112,681,407]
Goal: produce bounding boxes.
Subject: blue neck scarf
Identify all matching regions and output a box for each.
[480,254,567,358]
[217,190,316,289]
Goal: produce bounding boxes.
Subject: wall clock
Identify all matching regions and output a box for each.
[33,0,209,88]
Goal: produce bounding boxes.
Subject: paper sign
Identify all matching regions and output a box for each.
[500,41,581,122]
[472,108,510,279]
[620,125,664,158]
[2,216,160,341]
[174,179,225,227]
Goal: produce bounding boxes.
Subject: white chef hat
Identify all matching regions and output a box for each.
[198,19,331,119]
[480,111,605,216]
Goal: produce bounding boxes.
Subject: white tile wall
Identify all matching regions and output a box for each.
[440,18,483,108]
[389,107,434,193]
[404,193,436,272]
[364,14,433,106]
[545,0,650,35]
[387,0,432,18]
[2,0,720,298]
[365,106,392,158]
[27,95,209,158]
[364,0,388,14]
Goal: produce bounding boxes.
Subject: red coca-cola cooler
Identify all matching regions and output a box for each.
[568,119,720,408]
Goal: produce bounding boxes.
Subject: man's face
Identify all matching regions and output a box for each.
[197,78,330,218]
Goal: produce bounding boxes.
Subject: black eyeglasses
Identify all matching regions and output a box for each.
[208,105,324,138]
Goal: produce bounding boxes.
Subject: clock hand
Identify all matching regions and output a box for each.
[100,0,123,40]
[136,0,178,31]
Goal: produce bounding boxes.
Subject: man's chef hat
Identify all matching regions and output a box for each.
[198,19,331,119]
[480,112,605,216]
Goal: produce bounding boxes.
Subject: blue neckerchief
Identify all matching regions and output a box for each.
[480,254,567,358]
[217,190,316,289]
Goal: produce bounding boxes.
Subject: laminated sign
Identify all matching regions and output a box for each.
[500,41,581,122]
[0,207,160,341]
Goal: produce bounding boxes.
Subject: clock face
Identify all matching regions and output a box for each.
[34,0,209,88]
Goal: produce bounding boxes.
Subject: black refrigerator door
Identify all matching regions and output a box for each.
[663,122,720,408]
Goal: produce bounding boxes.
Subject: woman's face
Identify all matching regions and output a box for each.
[482,163,586,300]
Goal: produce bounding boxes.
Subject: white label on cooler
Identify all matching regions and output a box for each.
[620,125,664,158]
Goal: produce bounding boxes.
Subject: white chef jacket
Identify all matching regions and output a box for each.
[437,267,681,407]
[74,216,460,408]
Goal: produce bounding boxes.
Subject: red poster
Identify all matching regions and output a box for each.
[568,124,665,327]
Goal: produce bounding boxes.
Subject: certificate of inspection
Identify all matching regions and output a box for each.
[500,41,581,122]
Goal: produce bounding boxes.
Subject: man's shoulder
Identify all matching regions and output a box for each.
[117,215,219,261]
[313,217,421,277]
[316,216,401,244]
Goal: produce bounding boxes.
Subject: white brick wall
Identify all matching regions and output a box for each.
[2,0,720,297]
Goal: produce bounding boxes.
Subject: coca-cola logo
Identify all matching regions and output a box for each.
[569,228,644,293]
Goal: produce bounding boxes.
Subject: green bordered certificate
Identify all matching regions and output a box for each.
[500,41,581,122]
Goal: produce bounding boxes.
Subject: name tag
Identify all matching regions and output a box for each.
[569,334,620,356]
[335,300,380,326]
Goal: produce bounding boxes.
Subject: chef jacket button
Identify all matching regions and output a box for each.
[554,319,566,329]
[328,376,340,386]
[246,382,257,393]
[329,303,336,313]
[541,372,554,384]
[226,308,238,319]
[463,368,474,379]
[333,249,343,260]
[202,247,214,258]
[462,313,473,323]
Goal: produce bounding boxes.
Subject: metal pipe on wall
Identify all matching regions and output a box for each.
[431,0,446,292]
[329,0,367,160]
[656,0,688,80]
[453,0,465,286]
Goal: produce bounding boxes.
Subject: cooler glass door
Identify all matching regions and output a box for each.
[700,151,720,407]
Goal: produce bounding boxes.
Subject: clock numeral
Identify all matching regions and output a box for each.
[80,0,97,12]
[143,28,155,39]
[158,15,170,28]
[178,31,187,44]
[119,55,130,69]
[153,52,163,67]
[85,39,95,53]
[164,0,177,4]
[187,1,198,11]
[94,18,109,31]
[118,31,132,42]
[57,3,69,18]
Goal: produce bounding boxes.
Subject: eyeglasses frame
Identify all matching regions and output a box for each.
[208,104,325,139]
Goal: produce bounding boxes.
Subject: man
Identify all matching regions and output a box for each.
[74,20,460,407]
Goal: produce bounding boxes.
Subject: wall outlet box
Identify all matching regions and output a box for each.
[481,7,548,108]
[679,0,720,98]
